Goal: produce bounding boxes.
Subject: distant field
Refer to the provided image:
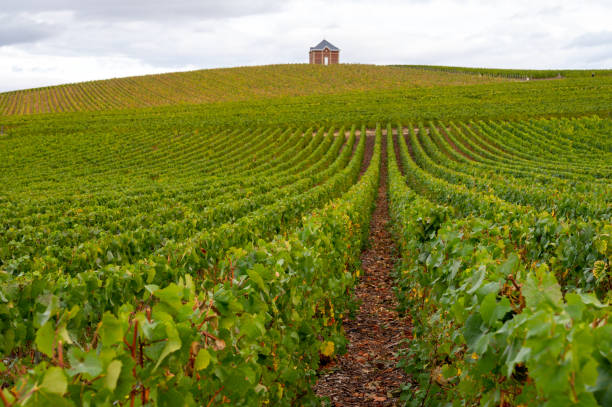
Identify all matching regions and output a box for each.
[0,64,505,116]
[3,75,611,131]
[397,65,612,79]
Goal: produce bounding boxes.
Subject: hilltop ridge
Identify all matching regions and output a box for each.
[0,64,504,116]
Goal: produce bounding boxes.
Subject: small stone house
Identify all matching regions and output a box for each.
[309,40,340,65]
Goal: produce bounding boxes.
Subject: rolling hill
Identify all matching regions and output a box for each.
[0,64,506,116]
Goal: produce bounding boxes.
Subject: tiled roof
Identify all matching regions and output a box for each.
[310,39,339,51]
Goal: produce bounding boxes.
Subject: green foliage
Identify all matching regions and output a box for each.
[1,73,610,407]
[0,124,382,405]
[388,121,611,406]
[397,65,612,80]
[2,73,612,132]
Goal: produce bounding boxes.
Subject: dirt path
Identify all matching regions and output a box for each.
[314,134,411,406]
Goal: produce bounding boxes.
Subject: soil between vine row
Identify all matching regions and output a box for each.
[314,134,412,406]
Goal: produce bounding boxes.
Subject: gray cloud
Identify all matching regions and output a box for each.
[536,6,563,17]
[0,15,57,46]
[2,1,285,21]
[569,31,612,48]
[1,0,612,93]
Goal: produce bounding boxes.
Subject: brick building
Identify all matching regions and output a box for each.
[309,40,340,65]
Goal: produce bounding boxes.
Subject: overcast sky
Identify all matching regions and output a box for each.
[1,0,611,92]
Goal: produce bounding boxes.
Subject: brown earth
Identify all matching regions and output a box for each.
[314,135,411,406]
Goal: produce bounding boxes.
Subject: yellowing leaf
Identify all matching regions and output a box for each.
[40,367,67,395]
[594,238,607,255]
[104,360,122,391]
[320,341,335,357]
[194,349,211,371]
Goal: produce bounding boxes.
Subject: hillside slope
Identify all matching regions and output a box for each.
[0,64,505,116]
[396,65,612,79]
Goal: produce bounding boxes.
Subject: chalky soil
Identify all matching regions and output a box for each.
[315,137,411,406]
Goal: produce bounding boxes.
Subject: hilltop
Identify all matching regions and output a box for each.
[0,64,505,116]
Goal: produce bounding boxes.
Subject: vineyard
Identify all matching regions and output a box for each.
[397,65,612,80]
[387,117,611,406]
[0,64,503,116]
[1,122,381,405]
[0,64,611,406]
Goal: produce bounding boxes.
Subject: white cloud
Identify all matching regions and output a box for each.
[1,0,611,92]
[0,48,195,91]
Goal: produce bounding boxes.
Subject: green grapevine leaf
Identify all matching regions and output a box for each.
[99,312,125,346]
[35,321,55,358]
[480,292,512,326]
[154,322,182,370]
[67,348,103,379]
[40,367,68,395]
[498,253,519,276]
